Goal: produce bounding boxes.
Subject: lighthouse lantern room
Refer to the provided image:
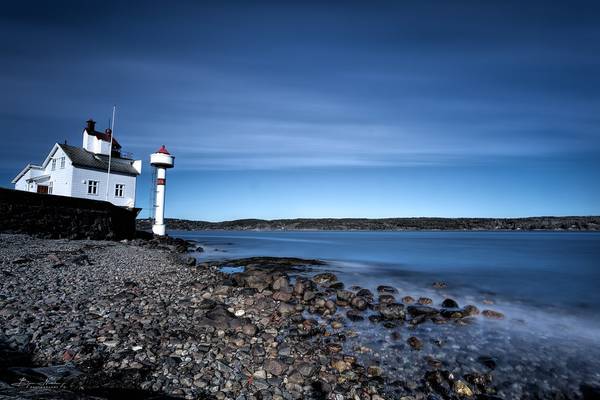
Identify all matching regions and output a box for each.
[150,145,174,236]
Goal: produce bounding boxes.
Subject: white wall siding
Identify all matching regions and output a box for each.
[71,167,137,207]
[43,147,74,196]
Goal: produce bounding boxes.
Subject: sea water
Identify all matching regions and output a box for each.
[173,230,600,397]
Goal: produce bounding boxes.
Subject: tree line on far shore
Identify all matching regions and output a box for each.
[136,216,600,231]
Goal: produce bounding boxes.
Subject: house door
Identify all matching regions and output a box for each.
[37,186,49,194]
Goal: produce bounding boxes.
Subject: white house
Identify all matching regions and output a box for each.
[12,119,142,208]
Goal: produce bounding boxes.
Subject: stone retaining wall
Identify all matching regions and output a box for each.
[0,187,139,240]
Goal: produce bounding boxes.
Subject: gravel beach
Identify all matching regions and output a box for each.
[0,233,386,399]
[2,233,598,400]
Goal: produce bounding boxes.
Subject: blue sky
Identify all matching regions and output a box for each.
[1,1,599,220]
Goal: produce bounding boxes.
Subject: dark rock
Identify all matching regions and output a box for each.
[264,359,286,376]
[242,323,257,336]
[272,276,291,292]
[378,294,395,304]
[482,309,505,319]
[273,291,293,302]
[303,290,316,302]
[407,305,440,317]
[328,281,345,290]
[432,281,447,289]
[402,296,415,304]
[379,303,405,320]
[376,285,397,294]
[418,297,433,305]
[440,309,465,319]
[463,304,480,316]
[346,310,364,321]
[336,290,353,302]
[464,372,492,388]
[355,288,373,298]
[407,336,423,350]
[350,296,368,311]
[312,272,337,284]
[441,298,459,308]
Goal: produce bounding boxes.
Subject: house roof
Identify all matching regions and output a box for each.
[11,164,43,183]
[58,143,139,176]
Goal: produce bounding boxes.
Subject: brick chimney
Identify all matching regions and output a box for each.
[86,119,96,133]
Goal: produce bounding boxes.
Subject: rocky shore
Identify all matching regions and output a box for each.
[1,234,598,399]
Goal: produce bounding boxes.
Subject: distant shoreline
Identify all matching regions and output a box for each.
[136,216,600,232]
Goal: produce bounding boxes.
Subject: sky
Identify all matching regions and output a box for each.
[1,0,599,220]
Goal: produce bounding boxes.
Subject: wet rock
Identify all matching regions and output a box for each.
[273,291,293,302]
[293,280,306,295]
[350,296,368,310]
[464,372,492,389]
[331,320,343,329]
[272,276,291,292]
[368,314,383,323]
[312,272,337,284]
[441,298,459,308]
[183,255,197,266]
[328,281,345,290]
[336,290,353,302]
[346,310,364,321]
[453,380,474,396]
[407,305,440,317]
[432,281,447,289]
[378,294,395,304]
[355,288,373,298]
[303,291,316,302]
[402,296,415,304]
[481,309,504,319]
[367,365,383,377]
[463,305,480,316]
[379,303,405,320]
[326,343,343,354]
[407,336,423,350]
[376,285,397,294]
[331,359,351,373]
[440,309,465,319]
[418,297,433,305]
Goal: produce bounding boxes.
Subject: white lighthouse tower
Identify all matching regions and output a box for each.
[150,145,175,236]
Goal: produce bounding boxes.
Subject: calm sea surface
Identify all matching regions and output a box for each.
[172,230,600,397]
[174,231,600,317]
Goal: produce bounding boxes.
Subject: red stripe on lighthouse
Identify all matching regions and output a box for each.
[157,178,166,185]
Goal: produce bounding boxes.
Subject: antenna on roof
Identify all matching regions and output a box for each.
[105,105,116,201]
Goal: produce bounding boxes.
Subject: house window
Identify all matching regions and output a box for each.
[60,157,66,169]
[51,159,56,171]
[114,184,124,197]
[48,182,53,194]
[87,180,98,195]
